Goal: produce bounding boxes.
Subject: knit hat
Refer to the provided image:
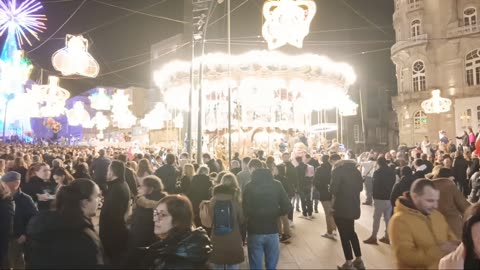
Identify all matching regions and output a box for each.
[1,171,21,182]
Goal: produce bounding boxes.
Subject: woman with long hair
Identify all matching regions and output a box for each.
[72,162,92,180]
[9,157,27,186]
[0,159,5,177]
[27,179,103,268]
[187,166,212,227]
[176,163,194,194]
[137,158,154,186]
[52,167,75,193]
[135,195,211,269]
[23,163,55,211]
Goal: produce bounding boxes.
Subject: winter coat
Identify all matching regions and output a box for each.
[243,168,291,234]
[296,162,314,194]
[389,194,457,269]
[431,177,471,239]
[390,175,417,208]
[372,166,396,200]
[453,156,469,182]
[91,156,111,189]
[0,198,14,269]
[439,243,464,270]
[276,162,297,196]
[330,160,363,220]
[236,170,251,193]
[154,164,179,194]
[9,166,27,187]
[72,171,92,180]
[139,228,212,269]
[27,211,103,269]
[187,174,212,226]
[129,191,166,248]
[99,178,131,260]
[176,176,191,194]
[456,134,469,148]
[314,162,332,201]
[23,176,55,211]
[207,159,219,174]
[209,185,244,265]
[125,167,139,198]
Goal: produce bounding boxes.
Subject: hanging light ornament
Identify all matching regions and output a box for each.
[88,88,111,111]
[339,96,358,117]
[421,89,452,114]
[66,101,91,127]
[140,102,170,130]
[111,89,136,129]
[262,0,316,50]
[35,76,70,117]
[51,34,100,78]
[90,111,109,139]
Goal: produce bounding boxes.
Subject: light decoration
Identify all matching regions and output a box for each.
[88,88,111,111]
[0,50,32,95]
[339,96,358,117]
[52,34,100,78]
[90,111,109,139]
[421,89,452,114]
[34,76,70,117]
[111,89,136,129]
[0,0,47,47]
[140,102,170,130]
[262,0,316,50]
[66,101,91,127]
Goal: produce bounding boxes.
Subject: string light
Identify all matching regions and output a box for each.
[52,34,100,78]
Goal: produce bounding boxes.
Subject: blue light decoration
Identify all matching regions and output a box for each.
[0,0,47,140]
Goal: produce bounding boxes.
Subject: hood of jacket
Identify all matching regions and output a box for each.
[136,191,166,209]
[395,192,429,218]
[333,159,357,170]
[28,211,93,242]
[251,168,274,183]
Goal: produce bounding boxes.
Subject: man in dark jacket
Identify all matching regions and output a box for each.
[2,172,38,269]
[296,156,314,218]
[330,154,365,270]
[453,151,470,196]
[364,157,396,245]
[202,153,219,174]
[390,166,417,208]
[117,154,138,198]
[243,159,291,270]
[276,152,297,222]
[91,149,111,193]
[154,154,179,194]
[314,154,336,238]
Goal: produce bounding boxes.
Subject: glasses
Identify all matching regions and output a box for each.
[153,210,170,220]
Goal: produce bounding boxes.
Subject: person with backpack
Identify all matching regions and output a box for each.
[209,173,244,270]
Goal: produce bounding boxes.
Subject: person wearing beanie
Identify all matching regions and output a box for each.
[2,171,38,269]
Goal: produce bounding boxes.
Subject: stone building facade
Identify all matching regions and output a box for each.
[392,0,480,146]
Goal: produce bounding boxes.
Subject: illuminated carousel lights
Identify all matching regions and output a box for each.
[52,34,100,78]
[421,89,452,114]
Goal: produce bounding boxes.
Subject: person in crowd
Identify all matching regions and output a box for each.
[215,171,228,187]
[23,162,55,211]
[135,195,212,269]
[0,180,13,269]
[421,153,434,174]
[359,153,376,206]
[217,159,225,172]
[444,156,454,169]
[456,131,469,152]
[0,159,6,177]
[389,179,459,269]
[177,163,193,194]
[209,173,244,270]
[91,149,111,193]
[187,165,212,227]
[390,166,417,209]
[230,160,241,175]
[243,159,291,270]
[421,137,432,156]
[453,151,470,197]
[73,162,92,179]
[127,161,138,173]
[137,158,154,186]
[52,167,74,194]
[306,154,320,169]
[203,153,219,174]
[117,154,139,199]
[430,167,471,239]
[237,157,252,192]
[99,160,131,267]
[315,154,337,239]
[413,158,428,178]
[23,154,32,168]
[26,179,103,268]
[296,156,314,218]
[364,157,396,245]
[329,153,365,269]
[154,153,179,194]
[233,152,241,163]
[439,203,480,269]
[1,171,37,269]
[277,152,297,224]
[9,157,28,187]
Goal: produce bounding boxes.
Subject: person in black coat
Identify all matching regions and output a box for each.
[453,152,470,196]
[202,153,219,174]
[314,155,337,238]
[23,163,55,211]
[117,154,139,199]
[9,157,28,188]
[187,166,212,227]
[277,153,298,222]
[390,166,417,208]
[72,162,92,180]
[91,149,111,193]
[99,160,131,267]
[27,179,104,269]
[154,154,179,194]
[0,181,14,269]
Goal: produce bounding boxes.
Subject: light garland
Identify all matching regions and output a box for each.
[52,34,100,78]
[88,88,111,111]
[421,89,452,114]
[262,0,316,50]
[66,101,91,127]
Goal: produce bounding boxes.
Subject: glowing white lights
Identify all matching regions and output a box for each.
[339,96,358,117]
[89,88,111,111]
[421,89,452,114]
[34,76,70,117]
[0,50,33,95]
[66,101,91,127]
[262,0,316,50]
[52,34,99,78]
[111,90,136,129]
[140,102,169,130]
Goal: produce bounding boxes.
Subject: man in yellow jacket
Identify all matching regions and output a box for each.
[388,179,459,269]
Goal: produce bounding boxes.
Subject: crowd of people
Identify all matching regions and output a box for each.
[0,139,480,269]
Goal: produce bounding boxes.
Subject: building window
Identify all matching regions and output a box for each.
[375,127,387,145]
[411,19,421,38]
[413,110,427,129]
[466,49,480,86]
[461,109,472,130]
[464,7,477,26]
[353,124,365,143]
[412,60,426,92]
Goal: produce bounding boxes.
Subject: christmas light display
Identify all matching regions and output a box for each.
[262,0,316,50]
[140,102,169,130]
[34,76,70,117]
[111,90,136,129]
[66,101,91,127]
[421,89,452,114]
[52,34,100,78]
[88,88,111,111]
[339,96,358,117]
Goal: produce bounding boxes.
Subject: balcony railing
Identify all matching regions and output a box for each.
[447,24,480,38]
[391,34,428,55]
[407,0,424,11]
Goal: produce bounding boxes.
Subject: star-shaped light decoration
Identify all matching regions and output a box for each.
[52,34,99,78]
[66,101,91,127]
[262,0,316,50]
[140,102,169,130]
[88,88,111,111]
[421,89,452,114]
[111,90,136,129]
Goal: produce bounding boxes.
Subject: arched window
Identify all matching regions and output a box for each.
[464,7,477,26]
[413,111,427,129]
[411,19,421,38]
[466,49,480,86]
[412,60,426,92]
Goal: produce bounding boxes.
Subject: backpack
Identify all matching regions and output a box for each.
[199,200,212,228]
[213,200,234,235]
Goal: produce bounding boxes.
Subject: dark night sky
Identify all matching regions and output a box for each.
[12,0,396,96]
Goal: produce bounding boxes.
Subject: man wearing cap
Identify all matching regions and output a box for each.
[2,171,38,269]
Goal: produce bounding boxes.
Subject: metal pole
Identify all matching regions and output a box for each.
[187,38,194,157]
[359,87,367,152]
[227,0,232,166]
[196,39,205,165]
